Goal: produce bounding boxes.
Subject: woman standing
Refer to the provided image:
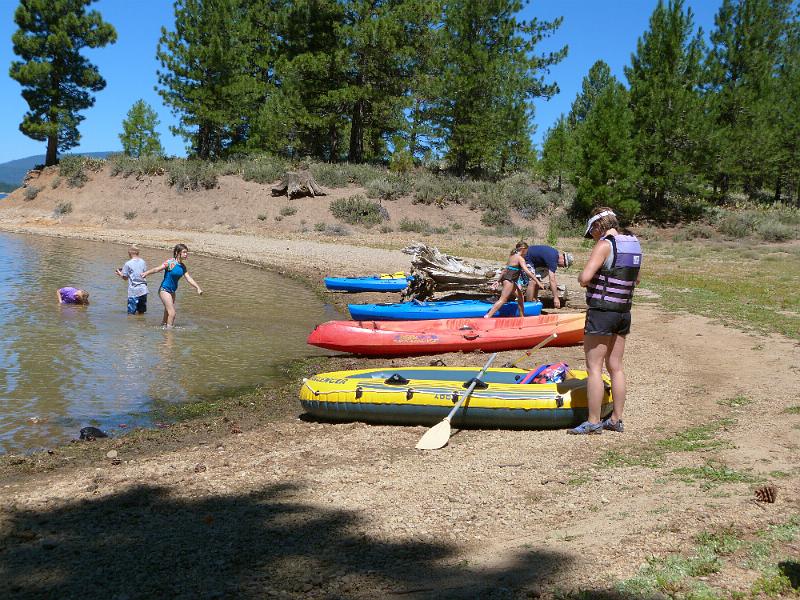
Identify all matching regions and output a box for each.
[484,242,537,318]
[141,243,203,328]
[570,207,642,435]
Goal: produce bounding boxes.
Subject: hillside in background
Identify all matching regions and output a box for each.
[0,152,114,189]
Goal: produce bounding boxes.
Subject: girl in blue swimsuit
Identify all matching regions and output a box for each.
[141,243,203,327]
[485,242,537,318]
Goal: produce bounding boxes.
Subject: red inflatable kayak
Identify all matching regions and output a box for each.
[307,313,585,356]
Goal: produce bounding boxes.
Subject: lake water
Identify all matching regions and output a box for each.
[0,193,8,200]
[0,232,336,454]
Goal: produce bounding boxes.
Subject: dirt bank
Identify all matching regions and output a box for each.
[0,171,798,599]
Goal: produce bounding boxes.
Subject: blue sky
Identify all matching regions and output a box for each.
[0,0,722,165]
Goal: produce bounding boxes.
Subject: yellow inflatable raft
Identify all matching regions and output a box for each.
[299,366,612,429]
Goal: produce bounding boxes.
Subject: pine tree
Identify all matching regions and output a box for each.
[625,0,705,215]
[9,0,117,166]
[156,0,260,159]
[572,81,639,219]
[568,60,613,127]
[539,115,575,193]
[338,0,431,163]
[250,0,347,160]
[704,0,795,200]
[432,0,566,176]
[119,100,164,157]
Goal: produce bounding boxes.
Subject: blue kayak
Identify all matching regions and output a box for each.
[325,274,411,292]
[348,299,543,320]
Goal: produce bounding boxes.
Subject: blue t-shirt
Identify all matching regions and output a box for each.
[525,245,559,273]
[160,259,187,293]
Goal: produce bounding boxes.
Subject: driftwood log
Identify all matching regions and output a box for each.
[401,242,567,306]
[401,243,500,300]
[271,171,326,199]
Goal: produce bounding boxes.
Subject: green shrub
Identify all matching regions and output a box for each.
[83,157,105,172]
[241,157,285,184]
[54,201,73,216]
[475,193,511,227]
[379,224,393,233]
[310,163,350,188]
[314,221,327,231]
[365,175,412,201]
[137,154,169,176]
[124,211,137,220]
[510,188,548,220]
[257,214,267,221]
[399,218,433,234]
[340,163,385,186]
[58,155,88,187]
[167,160,218,191]
[388,149,415,174]
[280,205,297,217]
[413,175,472,207]
[23,186,39,201]
[108,153,168,178]
[329,194,387,226]
[756,219,797,242]
[717,211,759,238]
[51,176,61,189]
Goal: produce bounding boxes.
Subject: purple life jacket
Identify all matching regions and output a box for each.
[585,234,642,313]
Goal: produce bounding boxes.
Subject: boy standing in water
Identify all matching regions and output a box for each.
[115,245,148,314]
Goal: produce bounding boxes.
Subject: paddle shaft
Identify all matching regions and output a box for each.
[444,353,498,424]
[510,332,558,369]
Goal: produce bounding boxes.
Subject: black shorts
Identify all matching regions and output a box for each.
[584,309,631,336]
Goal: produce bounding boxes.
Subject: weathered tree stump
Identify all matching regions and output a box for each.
[271,171,326,199]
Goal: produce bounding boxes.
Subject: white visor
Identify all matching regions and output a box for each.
[584,210,615,237]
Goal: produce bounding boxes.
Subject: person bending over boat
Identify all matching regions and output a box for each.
[141,243,202,328]
[523,245,573,309]
[569,207,641,435]
[485,242,537,319]
[57,287,90,305]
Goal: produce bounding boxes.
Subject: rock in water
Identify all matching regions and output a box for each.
[79,426,108,441]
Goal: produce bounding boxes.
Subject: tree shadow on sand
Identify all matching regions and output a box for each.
[0,481,660,599]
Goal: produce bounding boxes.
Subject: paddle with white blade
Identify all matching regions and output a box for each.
[415,352,498,451]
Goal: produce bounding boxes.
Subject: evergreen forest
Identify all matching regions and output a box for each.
[8,0,800,222]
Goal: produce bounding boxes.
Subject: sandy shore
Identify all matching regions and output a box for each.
[0,222,412,277]
[0,222,798,599]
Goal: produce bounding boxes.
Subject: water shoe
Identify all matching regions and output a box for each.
[602,417,624,432]
[568,420,603,435]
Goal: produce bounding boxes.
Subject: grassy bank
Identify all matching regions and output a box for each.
[642,239,800,340]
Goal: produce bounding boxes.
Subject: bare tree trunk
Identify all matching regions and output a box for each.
[45,135,58,167]
[328,124,338,163]
[348,100,364,163]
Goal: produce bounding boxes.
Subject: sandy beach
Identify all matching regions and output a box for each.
[0,168,798,598]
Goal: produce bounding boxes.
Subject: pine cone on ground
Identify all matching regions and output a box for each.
[754,484,777,503]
